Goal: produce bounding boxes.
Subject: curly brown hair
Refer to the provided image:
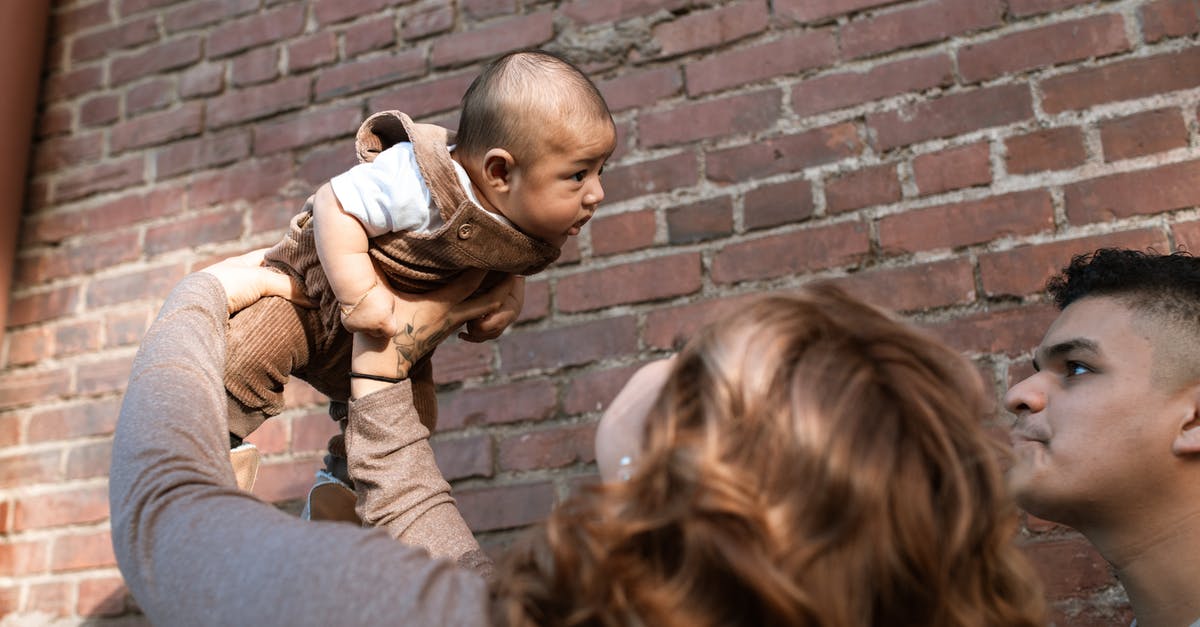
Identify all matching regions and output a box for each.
[491,283,1045,626]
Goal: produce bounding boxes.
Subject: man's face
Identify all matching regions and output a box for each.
[1003,296,1191,527]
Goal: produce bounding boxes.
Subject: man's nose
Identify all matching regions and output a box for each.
[1003,372,1046,415]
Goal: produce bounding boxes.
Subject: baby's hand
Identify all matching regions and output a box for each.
[459,276,524,343]
[340,282,398,338]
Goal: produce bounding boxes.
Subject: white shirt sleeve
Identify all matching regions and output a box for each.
[329,143,437,237]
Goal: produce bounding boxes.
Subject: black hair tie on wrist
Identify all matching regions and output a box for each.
[348,372,403,384]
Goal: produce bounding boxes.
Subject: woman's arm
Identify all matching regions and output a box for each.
[108,253,490,626]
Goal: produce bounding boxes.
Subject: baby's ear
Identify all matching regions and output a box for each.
[482,148,514,191]
[1172,385,1200,456]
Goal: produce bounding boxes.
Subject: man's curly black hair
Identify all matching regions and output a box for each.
[1047,248,1200,318]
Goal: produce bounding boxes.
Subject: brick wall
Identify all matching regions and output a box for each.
[3,0,1197,623]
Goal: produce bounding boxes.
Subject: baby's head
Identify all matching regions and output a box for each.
[456,50,616,247]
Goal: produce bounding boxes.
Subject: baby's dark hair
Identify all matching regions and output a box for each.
[455,50,612,161]
[1047,248,1200,321]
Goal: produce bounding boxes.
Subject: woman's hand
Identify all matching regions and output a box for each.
[350,269,505,398]
[200,249,312,314]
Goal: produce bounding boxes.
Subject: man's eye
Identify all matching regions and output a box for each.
[572,171,587,182]
[1065,361,1091,377]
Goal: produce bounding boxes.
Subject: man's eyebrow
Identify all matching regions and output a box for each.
[1032,338,1100,371]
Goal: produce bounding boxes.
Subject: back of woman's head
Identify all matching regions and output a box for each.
[492,284,1044,626]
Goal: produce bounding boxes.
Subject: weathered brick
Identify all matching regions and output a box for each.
[835,258,976,312]
[1065,159,1200,224]
[43,65,104,103]
[432,338,493,384]
[207,77,310,128]
[179,62,224,98]
[86,264,187,309]
[776,0,896,23]
[155,130,251,179]
[666,196,732,244]
[558,0,688,25]
[8,286,81,327]
[368,70,475,119]
[708,123,864,183]
[499,424,596,472]
[604,151,698,203]
[253,458,319,503]
[77,576,127,617]
[558,253,701,313]
[1142,0,1200,43]
[400,2,455,40]
[76,355,134,397]
[500,316,638,373]
[1100,108,1188,162]
[54,156,146,203]
[145,210,244,256]
[71,15,158,64]
[458,481,556,532]
[517,279,549,323]
[913,141,991,196]
[461,0,515,19]
[33,132,104,173]
[207,4,305,58]
[643,294,759,349]
[189,156,294,205]
[640,89,779,148]
[438,379,558,430]
[841,0,1003,60]
[563,363,643,415]
[106,308,152,348]
[231,46,280,87]
[958,14,1129,83]
[244,414,288,455]
[0,539,48,576]
[126,78,175,114]
[0,447,63,488]
[289,409,341,453]
[650,1,768,58]
[344,15,396,58]
[57,1,112,37]
[824,162,900,213]
[287,32,338,73]
[53,319,103,357]
[712,221,870,284]
[28,398,122,443]
[928,304,1059,356]
[163,0,260,33]
[1024,538,1118,598]
[253,105,361,156]
[431,433,494,480]
[25,581,71,615]
[1008,0,1092,17]
[879,190,1054,254]
[744,179,815,231]
[50,531,116,572]
[1041,46,1200,114]
[5,325,51,367]
[122,0,188,17]
[12,486,109,531]
[684,29,836,96]
[591,209,656,256]
[314,50,425,101]
[110,103,204,153]
[1172,219,1200,254]
[430,12,554,69]
[314,0,399,25]
[298,144,353,187]
[1005,126,1087,175]
[80,94,119,127]
[868,83,1033,152]
[980,229,1167,298]
[792,54,954,117]
[597,67,682,113]
[110,36,202,85]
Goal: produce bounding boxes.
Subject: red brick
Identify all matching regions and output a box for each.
[231,46,280,87]
[557,238,582,265]
[0,416,19,450]
[1047,600,1132,627]
[123,0,189,17]
[126,78,174,114]
[430,12,554,68]
[299,144,354,187]
[913,141,991,196]
[7,286,80,327]
[1142,0,1200,43]
[666,197,732,244]
[189,156,294,205]
[499,316,638,373]
[517,279,549,323]
[558,253,702,313]
[457,481,556,532]
[438,379,558,431]
[558,0,688,25]
[27,398,122,443]
[368,71,476,119]
[38,104,73,138]
[207,4,305,58]
[868,83,1033,152]
[651,1,768,58]
[499,424,596,472]
[563,364,643,415]
[597,67,683,113]
[290,410,341,453]
[1023,538,1117,598]
[959,14,1129,83]
[979,229,1167,297]
[78,576,128,617]
[155,130,251,178]
[43,66,104,102]
[244,415,288,455]
[685,29,836,96]
[928,304,1059,356]
[591,209,656,256]
[1100,108,1188,162]
[12,486,109,531]
[67,440,115,480]
[643,295,760,349]
[5,326,51,367]
[400,3,455,40]
[25,581,71,615]
[744,179,815,231]
[433,339,494,384]
[314,50,426,101]
[0,584,16,616]
[69,187,185,240]
[86,264,187,309]
[53,319,103,357]
[80,94,120,127]
[1005,127,1087,175]
[776,0,897,23]
[253,458,320,503]
[253,105,360,156]
[641,89,780,148]
[604,151,699,203]
[110,36,202,85]
[712,221,870,284]
[106,308,152,348]
[111,103,204,153]
[792,54,954,117]
[879,190,1054,254]
[163,0,259,33]
[207,77,310,128]
[431,433,494,480]
[71,15,158,63]
[1065,159,1200,224]
[1172,219,1200,254]
[1041,46,1200,114]
[54,156,146,203]
[841,0,1003,59]
[287,32,337,73]
[837,258,977,312]
[0,370,70,410]
[1008,0,1092,17]
[0,539,48,576]
[180,62,224,98]
[147,210,244,255]
[314,0,400,25]
[57,1,112,36]
[33,132,104,173]
[281,378,329,410]
[708,123,864,183]
[461,0,515,19]
[50,531,117,572]
[344,15,396,58]
[824,163,901,213]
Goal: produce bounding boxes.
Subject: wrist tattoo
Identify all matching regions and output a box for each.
[392,313,456,378]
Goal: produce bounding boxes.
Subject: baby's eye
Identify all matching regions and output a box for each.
[572,170,587,182]
[598,165,604,176]
[1064,361,1092,377]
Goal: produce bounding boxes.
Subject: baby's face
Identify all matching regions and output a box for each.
[503,117,615,247]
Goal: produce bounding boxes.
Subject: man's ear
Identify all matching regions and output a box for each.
[482,148,514,193]
[1171,385,1200,455]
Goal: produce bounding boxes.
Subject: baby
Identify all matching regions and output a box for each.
[222,50,615,518]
